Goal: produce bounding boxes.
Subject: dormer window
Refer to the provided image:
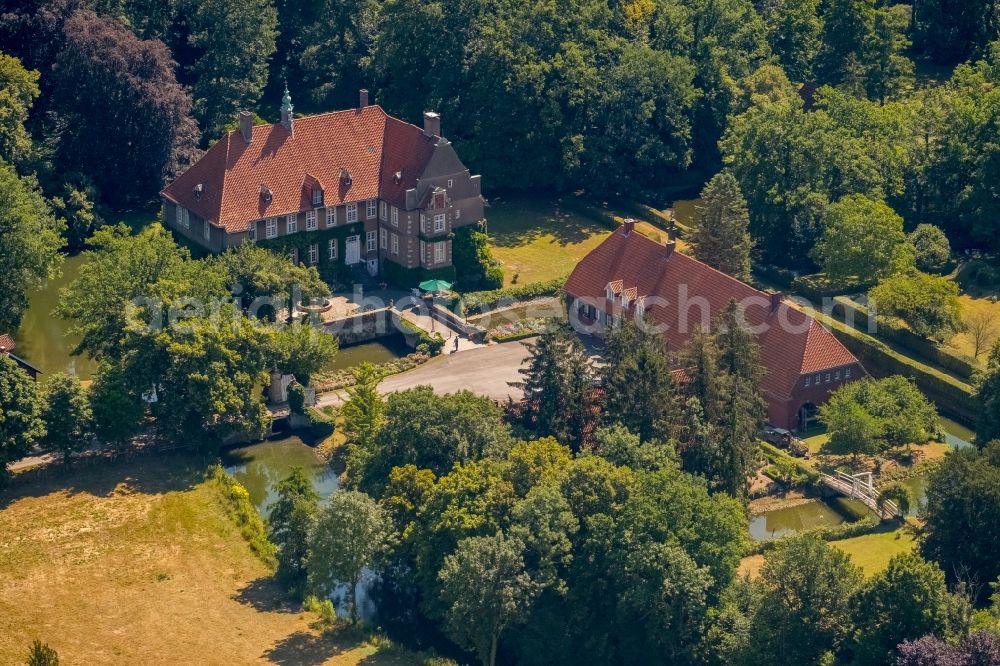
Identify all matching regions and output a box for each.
[340,168,352,186]
[621,293,630,309]
[193,183,204,200]
[312,187,323,206]
[260,185,272,204]
[636,297,646,320]
[393,170,402,185]
[606,285,614,300]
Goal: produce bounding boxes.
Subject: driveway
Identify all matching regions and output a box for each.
[317,339,534,406]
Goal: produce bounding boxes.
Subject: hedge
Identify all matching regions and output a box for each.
[459,277,567,316]
[398,317,446,355]
[817,314,978,425]
[830,297,978,380]
[759,441,820,486]
[382,261,456,288]
[791,273,869,300]
[746,515,882,555]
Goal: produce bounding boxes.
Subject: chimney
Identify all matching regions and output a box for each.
[239,111,253,143]
[423,111,441,138]
[770,292,783,311]
[665,239,676,259]
[623,218,635,235]
[359,89,369,108]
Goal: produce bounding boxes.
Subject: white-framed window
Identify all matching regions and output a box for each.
[328,239,337,260]
[420,213,427,233]
[379,201,388,221]
[825,373,831,383]
[834,370,841,380]
[203,220,211,241]
[289,248,299,264]
[380,228,388,250]
[367,199,377,219]
[391,207,399,227]
[265,217,278,239]
[366,230,377,252]
[447,178,453,188]
[312,188,323,207]
[175,205,189,229]
[845,367,852,378]
[804,375,811,387]
[286,213,298,234]
[391,233,399,255]
[308,243,319,265]
[306,210,317,230]
[455,208,461,220]
[326,206,336,227]
[434,213,446,233]
[347,202,358,223]
[433,241,446,264]
[248,223,256,241]
[814,373,821,384]
[606,312,615,327]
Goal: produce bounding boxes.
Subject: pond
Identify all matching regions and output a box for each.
[749,500,854,541]
[938,416,974,449]
[14,253,97,378]
[222,435,378,620]
[323,334,410,373]
[222,436,339,515]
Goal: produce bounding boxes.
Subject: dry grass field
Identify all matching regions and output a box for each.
[0,455,427,666]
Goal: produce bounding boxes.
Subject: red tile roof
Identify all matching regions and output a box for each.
[565,227,860,401]
[0,334,14,353]
[161,105,437,233]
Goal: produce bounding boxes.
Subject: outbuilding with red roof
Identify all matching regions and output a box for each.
[565,221,865,431]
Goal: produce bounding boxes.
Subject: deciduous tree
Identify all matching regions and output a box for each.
[40,372,92,463]
[920,441,1000,599]
[187,0,277,134]
[268,467,320,599]
[437,533,538,666]
[852,553,957,665]
[51,10,199,206]
[747,536,863,665]
[0,53,39,164]
[309,489,394,623]
[812,194,913,283]
[0,160,63,331]
[0,355,44,478]
[869,270,963,341]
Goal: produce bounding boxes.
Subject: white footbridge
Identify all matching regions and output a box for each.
[818,470,901,521]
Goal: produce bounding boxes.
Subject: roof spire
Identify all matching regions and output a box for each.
[280,81,294,135]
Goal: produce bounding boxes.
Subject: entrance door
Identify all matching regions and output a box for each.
[345,235,361,264]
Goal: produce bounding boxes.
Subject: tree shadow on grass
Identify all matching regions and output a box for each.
[264,628,386,666]
[234,576,297,614]
[0,450,209,510]
[487,195,612,249]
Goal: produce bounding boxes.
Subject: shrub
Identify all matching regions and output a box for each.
[288,383,306,415]
[459,277,566,315]
[208,465,276,567]
[909,224,952,273]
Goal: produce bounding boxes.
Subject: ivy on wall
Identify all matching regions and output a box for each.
[257,223,364,285]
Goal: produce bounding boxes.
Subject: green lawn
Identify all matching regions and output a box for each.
[947,293,1000,362]
[830,528,916,575]
[486,194,679,286]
